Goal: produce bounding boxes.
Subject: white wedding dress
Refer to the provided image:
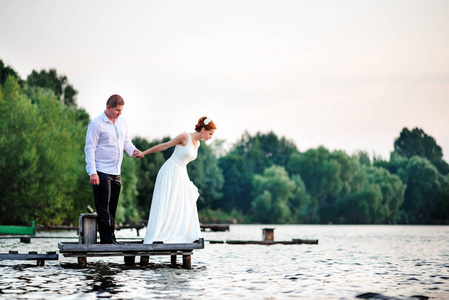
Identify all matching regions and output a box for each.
[144,133,202,244]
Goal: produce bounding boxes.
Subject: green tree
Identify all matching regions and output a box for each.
[376,153,449,224]
[364,166,405,223]
[287,147,360,223]
[218,154,253,213]
[0,59,22,86]
[337,185,382,224]
[432,174,449,224]
[394,127,449,174]
[251,165,295,223]
[401,156,440,223]
[289,174,312,223]
[0,77,89,225]
[234,131,298,174]
[27,68,78,108]
[0,78,40,224]
[356,151,371,166]
[75,107,91,127]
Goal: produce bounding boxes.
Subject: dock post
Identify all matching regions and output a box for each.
[140,256,149,267]
[79,213,98,244]
[124,256,135,266]
[28,251,44,266]
[20,237,31,243]
[77,213,97,266]
[182,254,191,269]
[78,257,87,268]
[262,228,275,242]
[171,254,177,267]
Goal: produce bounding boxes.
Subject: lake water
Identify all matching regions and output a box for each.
[0,225,448,299]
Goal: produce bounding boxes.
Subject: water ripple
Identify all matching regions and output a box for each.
[0,225,448,299]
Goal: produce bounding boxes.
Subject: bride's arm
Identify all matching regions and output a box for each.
[141,133,188,156]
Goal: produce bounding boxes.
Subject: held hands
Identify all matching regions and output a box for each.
[133,149,144,158]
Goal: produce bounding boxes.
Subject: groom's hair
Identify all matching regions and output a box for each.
[107,94,125,108]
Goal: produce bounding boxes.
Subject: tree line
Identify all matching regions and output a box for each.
[1,59,448,225]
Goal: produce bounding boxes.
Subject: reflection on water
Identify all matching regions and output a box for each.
[84,264,122,295]
[0,225,448,299]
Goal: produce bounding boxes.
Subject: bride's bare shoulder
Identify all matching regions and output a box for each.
[173,133,189,146]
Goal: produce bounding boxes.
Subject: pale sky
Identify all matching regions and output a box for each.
[1,0,448,160]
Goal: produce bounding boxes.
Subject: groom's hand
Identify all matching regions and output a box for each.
[133,149,144,158]
[90,174,100,185]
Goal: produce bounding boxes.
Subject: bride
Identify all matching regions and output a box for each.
[140,117,216,244]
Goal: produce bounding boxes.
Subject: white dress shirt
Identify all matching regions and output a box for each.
[84,112,137,176]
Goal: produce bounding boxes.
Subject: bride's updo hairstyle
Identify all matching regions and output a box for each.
[195,116,217,132]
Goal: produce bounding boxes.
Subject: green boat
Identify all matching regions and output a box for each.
[0,221,35,235]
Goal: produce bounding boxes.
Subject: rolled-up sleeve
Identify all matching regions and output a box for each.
[84,122,100,175]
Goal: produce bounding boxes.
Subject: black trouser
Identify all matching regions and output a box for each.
[92,171,121,243]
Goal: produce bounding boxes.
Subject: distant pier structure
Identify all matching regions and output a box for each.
[200,224,230,232]
[209,227,319,245]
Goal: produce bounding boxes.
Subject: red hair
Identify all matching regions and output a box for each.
[195,116,217,132]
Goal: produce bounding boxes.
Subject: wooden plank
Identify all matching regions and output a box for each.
[60,251,192,258]
[224,239,318,245]
[0,251,59,260]
[292,239,319,244]
[58,238,204,253]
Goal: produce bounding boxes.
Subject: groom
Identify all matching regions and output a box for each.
[84,94,142,244]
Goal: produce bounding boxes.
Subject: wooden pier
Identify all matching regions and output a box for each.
[57,213,205,269]
[58,239,204,269]
[0,250,58,266]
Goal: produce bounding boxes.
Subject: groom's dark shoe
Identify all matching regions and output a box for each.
[100,239,115,244]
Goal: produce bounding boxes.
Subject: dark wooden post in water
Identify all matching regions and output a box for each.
[28,251,44,266]
[124,255,135,266]
[78,213,97,267]
[20,237,31,243]
[171,253,177,267]
[182,254,191,269]
[140,256,149,267]
[262,228,275,242]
